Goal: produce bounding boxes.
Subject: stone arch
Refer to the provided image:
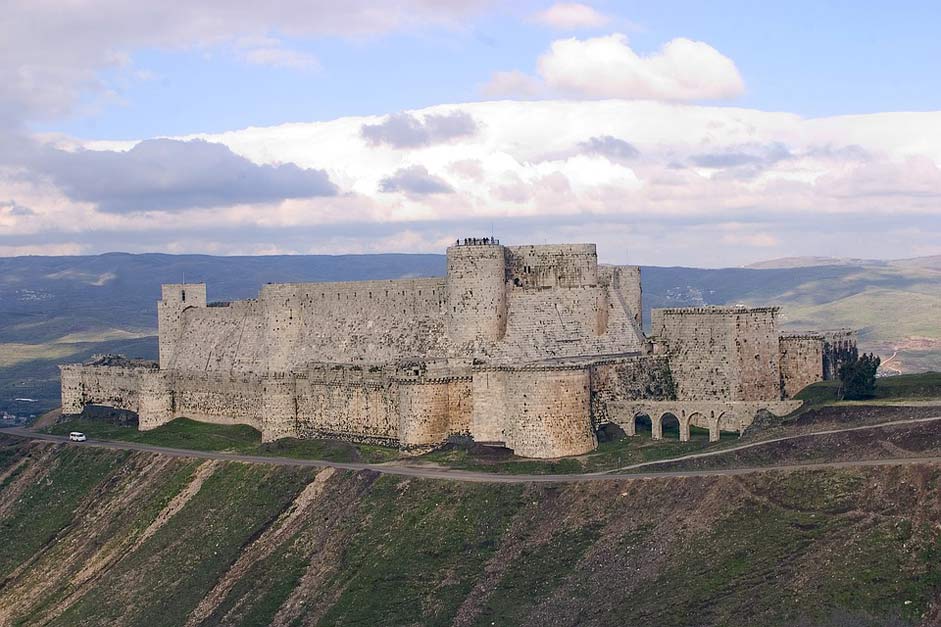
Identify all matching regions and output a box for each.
[714,410,733,441]
[653,411,680,441]
[630,412,652,437]
[683,411,707,442]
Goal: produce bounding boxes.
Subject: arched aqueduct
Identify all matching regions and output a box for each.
[606,400,801,442]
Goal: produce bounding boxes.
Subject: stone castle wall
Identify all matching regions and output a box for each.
[589,356,675,425]
[469,365,597,457]
[446,244,507,347]
[61,240,852,459]
[778,335,825,399]
[504,244,599,288]
[650,307,781,402]
[158,283,206,367]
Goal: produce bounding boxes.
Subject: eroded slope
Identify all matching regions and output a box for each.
[0,435,939,626]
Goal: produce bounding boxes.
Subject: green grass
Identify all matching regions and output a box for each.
[3,436,941,626]
[43,417,737,475]
[795,371,941,408]
[255,436,400,464]
[51,463,315,627]
[47,418,262,453]
[0,446,129,580]
[46,417,403,464]
[616,470,933,626]
[472,523,602,626]
[418,424,731,475]
[317,477,526,627]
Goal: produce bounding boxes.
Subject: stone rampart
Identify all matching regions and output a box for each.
[158,283,207,368]
[779,334,825,398]
[59,239,854,459]
[589,356,675,425]
[505,243,598,288]
[446,243,507,347]
[651,307,781,402]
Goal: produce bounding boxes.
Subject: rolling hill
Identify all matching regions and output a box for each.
[1,252,938,416]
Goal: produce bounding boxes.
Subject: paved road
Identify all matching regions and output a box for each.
[3,420,941,484]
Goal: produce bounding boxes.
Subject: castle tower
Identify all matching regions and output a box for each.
[446,239,507,347]
[157,283,206,368]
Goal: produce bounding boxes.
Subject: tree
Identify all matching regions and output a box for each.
[838,353,881,400]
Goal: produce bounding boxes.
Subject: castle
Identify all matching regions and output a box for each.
[59,241,857,458]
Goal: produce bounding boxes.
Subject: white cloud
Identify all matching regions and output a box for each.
[538,33,745,101]
[5,99,941,265]
[533,3,610,30]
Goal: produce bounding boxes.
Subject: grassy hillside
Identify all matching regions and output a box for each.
[1,435,939,626]
[2,252,939,415]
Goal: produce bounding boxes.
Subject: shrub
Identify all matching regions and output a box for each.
[839,353,881,400]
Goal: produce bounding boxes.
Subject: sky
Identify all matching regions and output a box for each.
[2,0,941,266]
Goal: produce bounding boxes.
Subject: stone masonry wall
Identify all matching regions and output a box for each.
[589,356,675,426]
[730,308,781,401]
[446,243,507,348]
[779,335,825,399]
[158,283,206,368]
[262,277,450,369]
[651,307,782,402]
[468,366,596,458]
[503,367,596,458]
[169,301,267,373]
[446,378,473,436]
[293,367,399,444]
[59,364,150,415]
[505,244,598,288]
[599,265,643,328]
[470,370,509,443]
[170,371,265,430]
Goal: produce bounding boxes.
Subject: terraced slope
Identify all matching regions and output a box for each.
[1,435,939,626]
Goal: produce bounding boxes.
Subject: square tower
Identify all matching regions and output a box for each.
[157,283,206,368]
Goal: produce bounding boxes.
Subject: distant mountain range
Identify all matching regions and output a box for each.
[747,255,941,270]
[2,252,939,415]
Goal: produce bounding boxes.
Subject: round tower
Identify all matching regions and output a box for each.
[446,239,507,346]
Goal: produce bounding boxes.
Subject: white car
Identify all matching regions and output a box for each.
[69,432,87,442]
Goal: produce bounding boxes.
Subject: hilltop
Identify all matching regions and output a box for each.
[1,252,939,415]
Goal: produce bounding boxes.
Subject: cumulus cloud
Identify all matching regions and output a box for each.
[28,138,337,213]
[361,111,478,148]
[579,135,640,163]
[6,99,941,266]
[533,3,610,30]
[379,165,454,194]
[538,34,745,101]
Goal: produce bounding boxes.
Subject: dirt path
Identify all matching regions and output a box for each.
[5,418,941,483]
[609,414,941,473]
